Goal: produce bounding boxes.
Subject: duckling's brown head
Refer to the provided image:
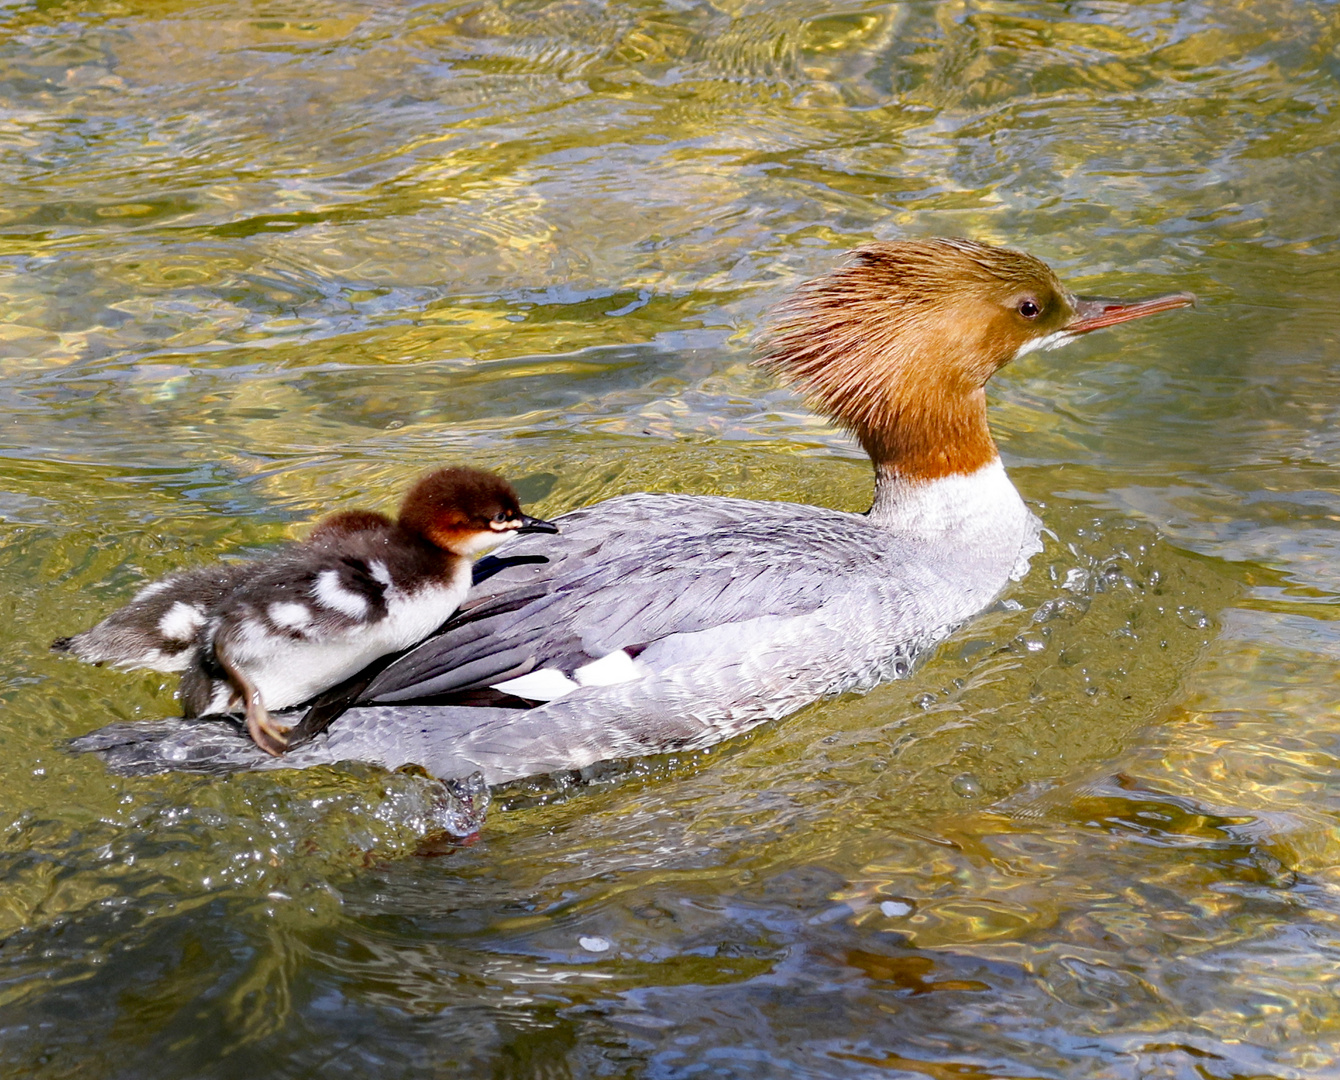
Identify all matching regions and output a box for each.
[399,467,558,556]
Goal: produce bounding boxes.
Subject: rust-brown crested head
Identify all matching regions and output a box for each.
[757,238,1077,480]
[757,237,1193,481]
[398,467,557,555]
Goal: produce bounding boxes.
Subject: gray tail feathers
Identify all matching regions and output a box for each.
[69,716,272,776]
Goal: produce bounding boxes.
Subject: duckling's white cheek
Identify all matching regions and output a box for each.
[157,601,206,643]
[368,560,392,587]
[313,569,370,620]
[458,531,508,556]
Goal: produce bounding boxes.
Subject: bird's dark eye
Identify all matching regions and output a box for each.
[492,512,510,524]
[1018,299,1041,319]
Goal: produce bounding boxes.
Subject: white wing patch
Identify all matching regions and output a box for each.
[313,569,371,619]
[492,668,581,701]
[573,649,646,687]
[157,601,206,642]
[491,648,647,702]
[368,560,392,587]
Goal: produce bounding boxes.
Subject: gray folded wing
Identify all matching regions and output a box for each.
[362,492,897,703]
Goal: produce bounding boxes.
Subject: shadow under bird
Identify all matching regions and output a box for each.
[71,238,1195,789]
[55,467,557,755]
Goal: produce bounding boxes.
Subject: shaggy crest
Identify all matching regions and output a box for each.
[758,238,1077,480]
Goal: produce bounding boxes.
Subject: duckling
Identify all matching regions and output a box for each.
[55,467,557,755]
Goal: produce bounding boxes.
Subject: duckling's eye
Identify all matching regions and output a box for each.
[1017,299,1041,319]
[492,511,511,524]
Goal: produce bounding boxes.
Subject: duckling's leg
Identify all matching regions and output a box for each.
[215,643,290,757]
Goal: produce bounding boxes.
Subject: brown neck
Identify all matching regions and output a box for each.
[859,386,999,484]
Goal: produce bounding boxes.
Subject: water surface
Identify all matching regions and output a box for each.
[4,1,1340,1076]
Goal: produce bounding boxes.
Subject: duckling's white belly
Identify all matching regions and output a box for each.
[212,578,467,713]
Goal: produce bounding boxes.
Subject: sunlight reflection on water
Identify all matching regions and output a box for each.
[2,0,1340,1076]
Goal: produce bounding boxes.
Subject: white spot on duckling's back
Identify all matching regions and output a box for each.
[313,569,370,619]
[268,601,313,631]
[157,601,205,643]
[133,578,175,603]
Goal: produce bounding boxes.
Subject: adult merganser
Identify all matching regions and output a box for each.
[56,467,558,755]
[74,238,1193,785]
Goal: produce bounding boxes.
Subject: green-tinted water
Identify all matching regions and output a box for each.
[3,0,1340,1075]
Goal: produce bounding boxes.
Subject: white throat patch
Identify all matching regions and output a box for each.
[868,458,1031,541]
[1011,329,1076,360]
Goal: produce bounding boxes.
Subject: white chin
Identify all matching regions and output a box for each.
[457,530,513,556]
[1012,330,1076,360]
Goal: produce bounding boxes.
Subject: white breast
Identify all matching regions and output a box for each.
[868,458,1041,579]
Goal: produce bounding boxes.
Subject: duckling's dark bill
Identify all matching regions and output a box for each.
[516,515,559,535]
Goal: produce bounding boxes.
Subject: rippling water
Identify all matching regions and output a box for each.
[3,1,1340,1076]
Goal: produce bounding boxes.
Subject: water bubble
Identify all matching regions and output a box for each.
[879,900,912,918]
[1178,607,1210,630]
[951,773,982,799]
[914,692,937,708]
[579,936,612,953]
[431,773,490,837]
